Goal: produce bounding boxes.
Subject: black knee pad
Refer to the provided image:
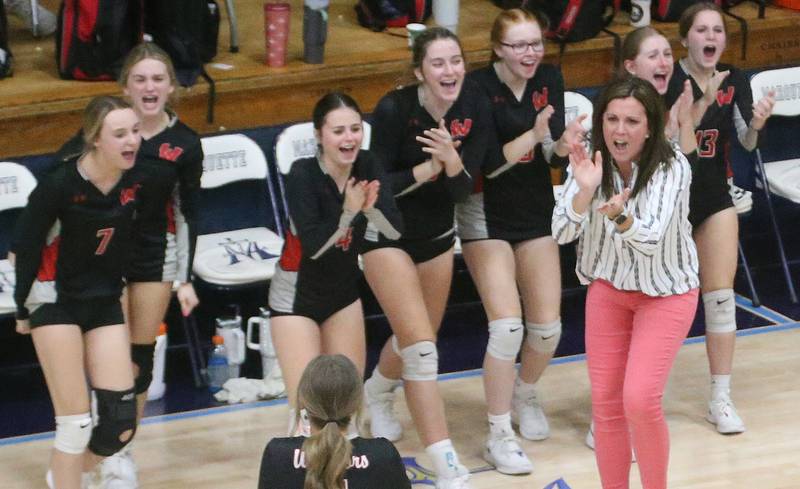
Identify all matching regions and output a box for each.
[88,388,137,457]
[131,343,155,395]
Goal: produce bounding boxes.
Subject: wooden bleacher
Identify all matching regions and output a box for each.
[2,0,800,159]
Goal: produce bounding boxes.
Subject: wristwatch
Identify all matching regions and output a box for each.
[611,213,628,225]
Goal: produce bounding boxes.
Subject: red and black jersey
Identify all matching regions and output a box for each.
[666,63,755,189]
[369,80,491,242]
[131,115,203,283]
[13,157,145,319]
[272,151,402,304]
[54,114,203,283]
[469,63,567,240]
[258,436,411,489]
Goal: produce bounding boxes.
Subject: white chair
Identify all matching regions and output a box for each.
[557,91,594,201]
[193,134,285,286]
[749,67,799,303]
[0,162,38,315]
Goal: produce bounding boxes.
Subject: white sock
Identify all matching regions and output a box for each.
[711,374,731,399]
[367,367,401,395]
[514,377,537,398]
[488,412,513,439]
[425,439,463,478]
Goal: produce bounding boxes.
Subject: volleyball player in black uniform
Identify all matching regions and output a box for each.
[666,3,774,435]
[259,355,409,489]
[268,93,401,436]
[456,9,585,474]
[361,27,487,489]
[13,97,142,489]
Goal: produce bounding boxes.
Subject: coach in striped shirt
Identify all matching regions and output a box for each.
[552,77,699,489]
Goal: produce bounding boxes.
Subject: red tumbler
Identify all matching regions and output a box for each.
[264,3,291,67]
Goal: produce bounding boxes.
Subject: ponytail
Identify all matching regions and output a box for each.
[302,419,352,489]
[296,355,363,489]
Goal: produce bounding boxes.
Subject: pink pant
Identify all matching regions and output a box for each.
[586,280,698,489]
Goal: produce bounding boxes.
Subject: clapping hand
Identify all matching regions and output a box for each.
[597,188,632,219]
[363,180,380,210]
[344,178,367,212]
[750,90,775,131]
[417,119,460,170]
[569,142,602,193]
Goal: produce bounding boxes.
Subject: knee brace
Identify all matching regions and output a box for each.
[703,289,736,333]
[400,341,438,382]
[486,318,524,361]
[525,319,562,354]
[88,388,137,457]
[131,343,155,395]
[54,413,92,455]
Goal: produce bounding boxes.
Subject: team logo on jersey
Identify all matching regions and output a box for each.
[450,119,473,138]
[716,86,735,106]
[71,193,87,203]
[492,95,506,104]
[519,149,534,163]
[335,227,354,251]
[533,87,549,111]
[119,184,141,206]
[159,143,184,162]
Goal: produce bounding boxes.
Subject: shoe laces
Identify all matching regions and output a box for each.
[492,435,524,457]
[712,397,737,419]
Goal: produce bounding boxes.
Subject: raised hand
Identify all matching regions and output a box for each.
[569,142,602,193]
[703,69,730,103]
[416,119,461,170]
[750,90,775,131]
[676,79,694,128]
[343,178,367,212]
[533,105,555,144]
[363,180,381,210]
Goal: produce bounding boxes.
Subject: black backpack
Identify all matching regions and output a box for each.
[355,0,431,32]
[144,0,220,121]
[528,0,621,43]
[56,0,144,81]
[0,0,11,79]
[652,0,764,22]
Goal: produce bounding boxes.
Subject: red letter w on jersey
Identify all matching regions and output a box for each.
[532,87,549,111]
[450,119,473,138]
[335,227,354,251]
[159,143,184,162]
[716,87,735,106]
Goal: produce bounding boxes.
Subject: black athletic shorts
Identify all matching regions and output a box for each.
[268,267,361,324]
[688,176,734,228]
[30,297,124,332]
[363,233,455,264]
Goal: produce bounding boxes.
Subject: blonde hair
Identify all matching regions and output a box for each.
[82,96,133,153]
[298,355,363,489]
[118,42,179,106]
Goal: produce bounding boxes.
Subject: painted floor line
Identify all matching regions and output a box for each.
[2,320,798,448]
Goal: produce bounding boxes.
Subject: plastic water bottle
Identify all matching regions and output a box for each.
[207,335,230,394]
[146,323,168,401]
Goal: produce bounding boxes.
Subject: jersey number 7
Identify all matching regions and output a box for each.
[95,228,115,255]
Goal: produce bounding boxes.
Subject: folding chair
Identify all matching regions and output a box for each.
[748,67,800,303]
[558,91,594,201]
[186,133,284,385]
[0,161,37,316]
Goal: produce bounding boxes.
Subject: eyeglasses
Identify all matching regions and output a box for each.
[500,40,545,54]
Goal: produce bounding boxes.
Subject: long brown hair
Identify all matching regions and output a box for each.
[398,26,465,87]
[678,2,727,39]
[298,355,363,489]
[591,77,674,199]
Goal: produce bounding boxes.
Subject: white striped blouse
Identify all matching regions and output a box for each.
[552,150,699,297]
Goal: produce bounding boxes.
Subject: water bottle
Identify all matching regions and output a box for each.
[146,323,168,401]
[207,335,230,394]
